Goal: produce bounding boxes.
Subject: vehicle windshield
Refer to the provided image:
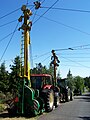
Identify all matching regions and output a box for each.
[31,76,52,89]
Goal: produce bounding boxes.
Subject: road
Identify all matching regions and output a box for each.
[38,92,90,120]
[0,92,90,120]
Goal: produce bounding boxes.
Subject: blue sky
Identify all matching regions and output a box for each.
[0,0,90,78]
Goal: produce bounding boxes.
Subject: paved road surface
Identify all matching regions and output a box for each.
[38,92,90,120]
[0,92,90,120]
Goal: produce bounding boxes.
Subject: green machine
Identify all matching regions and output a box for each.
[57,78,73,102]
[8,5,44,116]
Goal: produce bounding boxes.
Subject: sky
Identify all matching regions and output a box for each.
[0,0,90,78]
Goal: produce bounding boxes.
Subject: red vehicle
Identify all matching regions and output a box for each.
[30,74,60,112]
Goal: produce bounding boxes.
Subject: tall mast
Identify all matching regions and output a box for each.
[18,5,32,86]
[50,50,60,86]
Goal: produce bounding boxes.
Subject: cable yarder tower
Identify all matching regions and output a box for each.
[18,5,32,86]
[18,5,34,114]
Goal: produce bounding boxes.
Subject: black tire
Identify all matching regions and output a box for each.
[65,92,70,102]
[54,92,60,107]
[7,104,17,117]
[70,91,73,101]
[45,89,54,112]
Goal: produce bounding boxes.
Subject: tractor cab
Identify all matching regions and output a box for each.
[57,78,73,102]
[31,74,53,90]
[57,78,67,89]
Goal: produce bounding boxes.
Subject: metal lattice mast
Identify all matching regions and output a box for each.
[50,50,60,86]
[18,5,32,86]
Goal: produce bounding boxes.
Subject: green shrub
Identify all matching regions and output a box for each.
[0,104,5,112]
[0,91,6,104]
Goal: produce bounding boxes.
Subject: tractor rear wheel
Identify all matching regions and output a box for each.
[7,102,17,116]
[54,94,60,107]
[65,91,70,102]
[45,89,54,112]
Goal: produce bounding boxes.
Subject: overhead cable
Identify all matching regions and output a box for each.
[55,47,90,51]
[33,0,59,24]
[0,19,17,28]
[54,43,90,51]
[33,52,50,60]
[41,6,90,13]
[0,30,17,43]
[36,14,90,36]
[0,8,20,20]
[71,44,90,48]
[61,52,90,55]
[32,10,37,22]
[41,55,50,62]
[31,0,46,22]
[0,5,34,20]
[61,56,90,69]
[41,0,46,4]
[61,64,88,68]
[0,22,19,62]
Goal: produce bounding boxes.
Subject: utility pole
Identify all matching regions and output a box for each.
[18,5,32,86]
[50,50,60,86]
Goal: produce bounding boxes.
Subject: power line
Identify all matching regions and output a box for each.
[60,52,90,55]
[60,56,90,69]
[72,48,90,50]
[41,6,90,13]
[41,55,50,62]
[33,0,59,24]
[62,60,90,62]
[0,8,20,20]
[32,43,90,61]
[41,0,46,4]
[61,56,90,59]
[55,47,90,51]
[55,44,90,51]
[0,19,17,28]
[33,52,50,60]
[32,10,37,22]
[55,48,73,51]
[31,0,46,22]
[0,4,34,20]
[32,43,90,60]
[71,44,90,48]
[36,14,90,36]
[0,30,17,43]
[37,0,46,4]
[0,22,19,62]
[61,64,89,68]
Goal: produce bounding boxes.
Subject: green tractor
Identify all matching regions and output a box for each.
[7,74,60,116]
[57,78,73,102]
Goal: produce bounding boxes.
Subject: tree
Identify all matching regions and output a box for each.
[74,76,84,93]
[67,69,72,79]
[9,56,20,96]
[84,77,90,91]
[67,69,74,90]
[0,62,9,93]
[31,63,50,74]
